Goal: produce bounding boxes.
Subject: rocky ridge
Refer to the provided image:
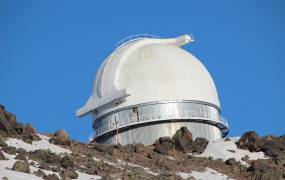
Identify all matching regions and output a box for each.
[0,105,284,180]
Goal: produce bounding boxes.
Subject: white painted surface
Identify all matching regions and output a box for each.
[195,137,267,166]
[77,34,220,117]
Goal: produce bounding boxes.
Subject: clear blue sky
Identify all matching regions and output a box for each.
[1,1,284,142]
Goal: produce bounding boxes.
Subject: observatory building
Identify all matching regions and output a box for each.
[77,34,229,145]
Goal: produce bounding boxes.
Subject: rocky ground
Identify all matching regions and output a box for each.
[0,105,284,180]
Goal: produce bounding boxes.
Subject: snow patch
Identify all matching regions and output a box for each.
[177,168,234,180]
[195,137,266,165]
[5,134,71,154]
[77,171,101,180]
[117,159,159,176]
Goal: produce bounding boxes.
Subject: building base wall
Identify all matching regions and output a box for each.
[95,121,222,145]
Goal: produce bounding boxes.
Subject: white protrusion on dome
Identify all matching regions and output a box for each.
[76,34,218,117]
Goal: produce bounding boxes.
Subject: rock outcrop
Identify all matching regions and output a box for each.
[236,131,264,152]
[49,129,70,146]
[172,127,194,152]
[1,106,285,180]
[12,161,30,174]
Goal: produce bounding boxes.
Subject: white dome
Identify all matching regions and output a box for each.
[77,35,220,117]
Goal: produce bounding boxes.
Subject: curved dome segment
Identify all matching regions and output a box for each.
[76,34,229,144]
[116,43,220,110]
[76,35,197,117]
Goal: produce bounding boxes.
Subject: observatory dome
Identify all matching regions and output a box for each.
[77,34,229,145]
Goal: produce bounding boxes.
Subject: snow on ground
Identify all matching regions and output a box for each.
[117,159,159,176]
[5,134,71,154]
[177,167,234,180]
[195,137,266,165]
[0,152,41,180]
[0,168,41,180]
[77,171,101,180]
[0,136,102,180]
[94,157,159,176]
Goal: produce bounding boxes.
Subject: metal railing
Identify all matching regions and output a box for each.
[115,34,160,49]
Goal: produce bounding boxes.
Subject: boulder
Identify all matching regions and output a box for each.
[0,106,23,135]
[0,150,7,160]
[0,136,7,147]
[12,161,30,174]
[39,162,52,171]
[24,123,37,136]
[17,148,27,154]
[192,137,209,154]
[54,129,68,142]
[248,160,269,172]
[154,141,174,154]
[236,131,263,152]
[29,149,61,165]
[3,146,18,155]
[159,136,172,144]
[50,129,70,145]
[34,169,46,177]
[15,152,27,161]
[61,169,78,179]
[172,127,193,152]
[134,143,144,153]
[241,155,249,161]
[225,158,237,165]
[43,174,60,180]
[260,136,285,166]
[60,155,74,169]
[93,143,114,155]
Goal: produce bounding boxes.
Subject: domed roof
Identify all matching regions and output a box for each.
[77,35,220,117]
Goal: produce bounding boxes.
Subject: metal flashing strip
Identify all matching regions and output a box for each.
[94,100,221,121]
[92,101,228,140]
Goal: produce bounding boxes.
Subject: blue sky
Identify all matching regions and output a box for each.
[1,1,284,142]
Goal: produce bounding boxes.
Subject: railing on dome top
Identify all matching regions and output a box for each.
[115,34,161,49]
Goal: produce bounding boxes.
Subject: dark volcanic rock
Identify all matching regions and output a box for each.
[17,148,27,154]
[39,162,52,171]
[60,155,74,169]
[0,136,7,147]
[24,123,36,136]
[50,129,70,146]
[241,155,250,162]
[21,123,41,144]
[0,150,7,160]
[43,174,60,180]
[15,152,27,161]
[172,127,193,152]
[159,136,173,144]
[225,158,237,166]
[29,149,61,165]
[252,171,285,180]
[248,160,269,172]
[192,137,209,154]
[93,143,114,155]
[236,131,263,152]
[34,169,46,177]
[12,161,30,174]
[154,141,174,154]
[154,136,175,154]
[0,106,23,135]
[2,146,17,155]
[61,169,78,179]
[134,143,144,153]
